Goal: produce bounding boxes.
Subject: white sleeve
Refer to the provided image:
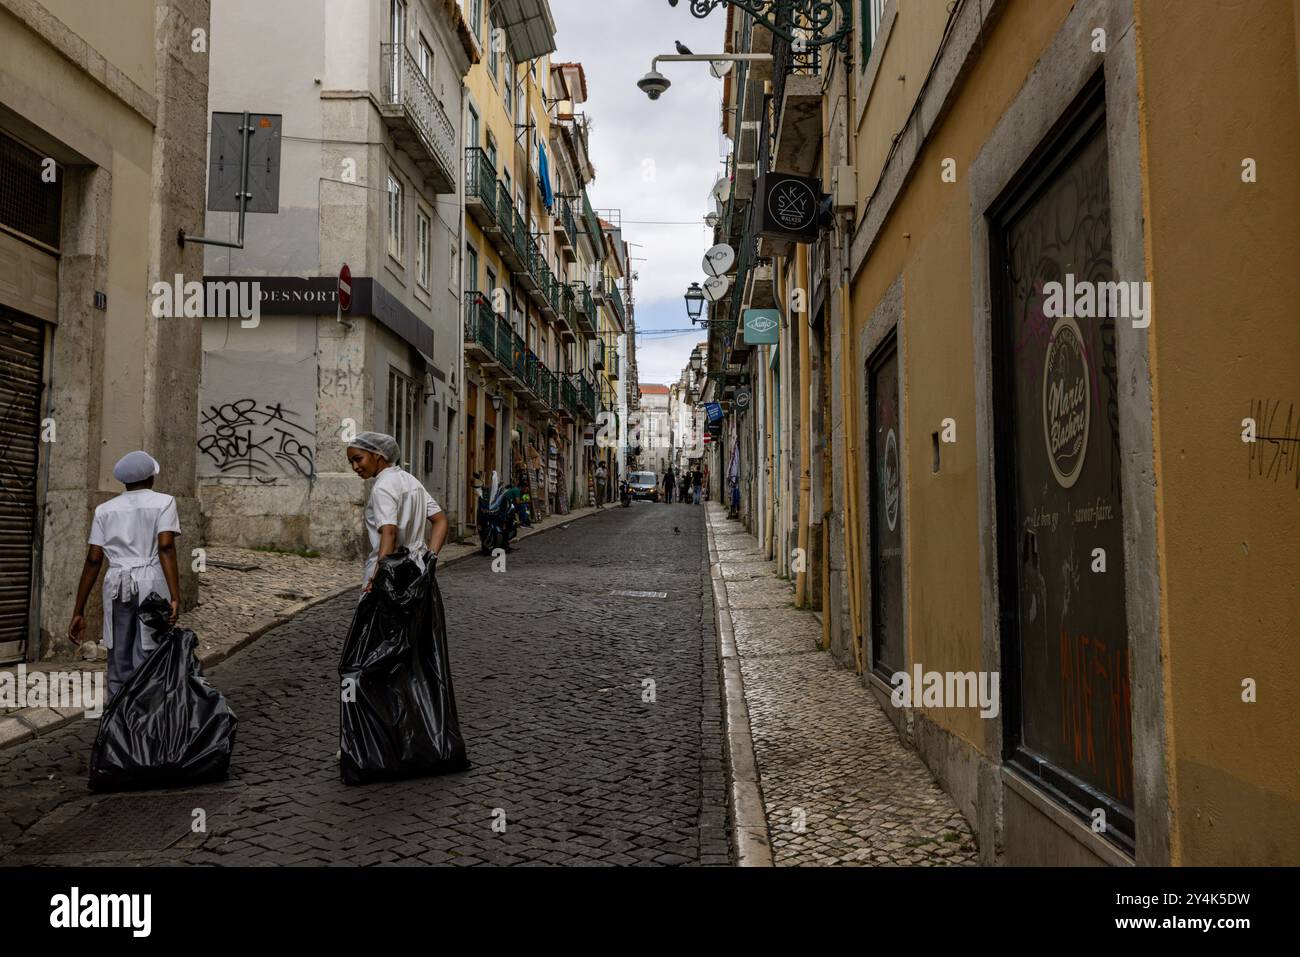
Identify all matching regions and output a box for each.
[87,510,106,547]
[370,480,401,528]
[426,494,443,518]
[158,496,181,535]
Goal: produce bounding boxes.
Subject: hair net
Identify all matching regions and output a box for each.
[348,431,400,464]
[112,450,160,484]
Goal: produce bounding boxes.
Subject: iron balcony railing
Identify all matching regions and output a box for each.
[464,292,495,352]
[559,198,577,244]
[593,337,605,370]
[497,182,514,243]
[494,315,513,367]
[582,189,601,244]
[524,350,540,394]
[580,371,596,413]
[605,277,626,326]
[465,148,498,216]
[561,375,578,415]
[511,331,527,384]
[380,43,456,180]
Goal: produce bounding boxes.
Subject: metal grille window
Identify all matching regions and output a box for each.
[387,369,420,469]
[387,174,404,262]
[416,208,431,288]
[0,133,62,250]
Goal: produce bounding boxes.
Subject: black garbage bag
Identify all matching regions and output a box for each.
[338,548,469,784]
[88,593,237,792]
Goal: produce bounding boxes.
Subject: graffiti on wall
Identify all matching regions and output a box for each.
[198,398,315,478]
[1246,399,1299,489]
[199,351,317,480]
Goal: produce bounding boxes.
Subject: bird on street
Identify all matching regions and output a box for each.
[674,527,681,535]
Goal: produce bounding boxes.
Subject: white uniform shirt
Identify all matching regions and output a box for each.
[363,466,442,585]
[88,489,180,649]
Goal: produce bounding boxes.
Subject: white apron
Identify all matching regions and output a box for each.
[101,556,170,651]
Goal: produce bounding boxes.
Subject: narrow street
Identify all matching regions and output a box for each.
[0,504,730,866]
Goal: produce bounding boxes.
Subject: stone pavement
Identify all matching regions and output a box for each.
[706,503,978,866]
[0,505,598,747]
[0,500,728,866]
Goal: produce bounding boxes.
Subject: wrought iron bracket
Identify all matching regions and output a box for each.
[668,0,854,52]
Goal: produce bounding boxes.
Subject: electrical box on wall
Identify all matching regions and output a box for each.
[832,164,856,212]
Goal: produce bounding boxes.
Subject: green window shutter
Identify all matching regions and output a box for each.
[860,0,874,69]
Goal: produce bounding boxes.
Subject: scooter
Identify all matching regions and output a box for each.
[618,479,632,507]
[476,471,519,555]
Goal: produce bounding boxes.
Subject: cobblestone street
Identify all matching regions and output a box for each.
[0,503,729,866]
[707,505,978,867]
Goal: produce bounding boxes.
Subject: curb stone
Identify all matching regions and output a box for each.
[0,507,601,751]
[706,504,774,867]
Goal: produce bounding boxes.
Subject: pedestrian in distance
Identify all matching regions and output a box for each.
[663,467,675,503]
[68,451,182,702]
[692,468,703,505]
[595,461,608,509]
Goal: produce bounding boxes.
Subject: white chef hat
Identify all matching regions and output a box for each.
[112,450,160,484]
[347,431,400,464]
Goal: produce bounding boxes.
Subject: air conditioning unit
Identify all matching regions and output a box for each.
[831,164,856,212]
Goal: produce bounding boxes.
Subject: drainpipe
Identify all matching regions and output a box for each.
[795,244,812,607]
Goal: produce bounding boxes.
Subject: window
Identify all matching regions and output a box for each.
[387,174,404,262]
[387,369,421,470]
[486,266,498,306]
[471,0,483,39]
[465,243,479,294]
[467,104,480,150]
[487,133,498,170]
[860,0,885,69]
[390,0,406,93]
[503,60,514,113]
[418,36,434,82]
[416,207,431,288]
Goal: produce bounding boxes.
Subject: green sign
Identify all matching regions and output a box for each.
[743,308,780,345]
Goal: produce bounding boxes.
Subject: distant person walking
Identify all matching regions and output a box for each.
[680,472,691,504]
[595,462,608,509]
[692,468,703,505]
[662,467,675,503]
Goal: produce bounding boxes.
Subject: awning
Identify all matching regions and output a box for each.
[495,0,557,61]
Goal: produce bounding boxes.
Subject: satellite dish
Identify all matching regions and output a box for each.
[709,60,734,79]
[702,244,735,277]
[702,275,730,301]
[711,176,730,204]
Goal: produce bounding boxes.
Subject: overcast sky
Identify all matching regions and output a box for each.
[550,0,726,388]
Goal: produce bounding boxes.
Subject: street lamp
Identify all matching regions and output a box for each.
[638,53,772,101]
[684,282,706,323]
[690,351,703,374]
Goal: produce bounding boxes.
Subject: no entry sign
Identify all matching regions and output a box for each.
[338,263,352,312]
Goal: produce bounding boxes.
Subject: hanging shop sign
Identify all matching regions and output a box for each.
[757,171,822,243]
[743,308,780,345]
[704,402,723,423]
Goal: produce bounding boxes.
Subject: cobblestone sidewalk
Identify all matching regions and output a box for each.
[0,507,598,747]
[707,503,977,866]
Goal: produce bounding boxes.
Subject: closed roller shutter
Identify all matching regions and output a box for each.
[0,307,44,663]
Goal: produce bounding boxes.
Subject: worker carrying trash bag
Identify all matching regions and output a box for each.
[87,593,237,792]
[68,450,180,701]
[339,431,469,784]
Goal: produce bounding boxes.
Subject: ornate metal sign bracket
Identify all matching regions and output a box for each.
[668,0,854,51]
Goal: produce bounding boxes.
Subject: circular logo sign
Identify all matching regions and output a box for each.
[1041,316,1090,488]
[735,390,751,410]
[884,429,900,532]
[767,177,817,232]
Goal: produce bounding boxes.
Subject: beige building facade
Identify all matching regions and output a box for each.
[0,0,210,661]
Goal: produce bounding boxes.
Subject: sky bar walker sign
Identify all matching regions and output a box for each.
[743,308,780,345]
[757,171,822,244]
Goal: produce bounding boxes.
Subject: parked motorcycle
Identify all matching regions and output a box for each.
[476,471,519,555]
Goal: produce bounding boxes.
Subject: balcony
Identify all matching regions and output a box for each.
[465,148,499,232]
[604,277,626,329]
[554,197,577,254]
[560,375,578,419]
[773,35,823,178]
[495,181,515,246]
[581,189,602,249]
[464,292,497,364]
[493,314,514,369]
[555,282,576,343]
[607,345,620,380]
[592,337,605,371]
[568,282,597,339]
[380,43,457,194]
